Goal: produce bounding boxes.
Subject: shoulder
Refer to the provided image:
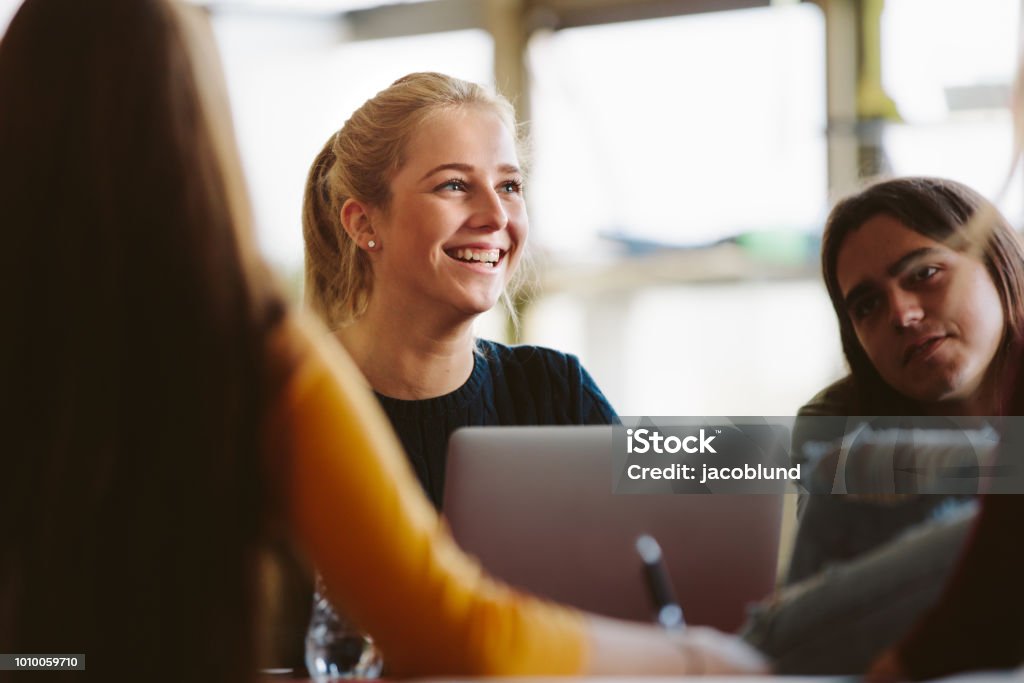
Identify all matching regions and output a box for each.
[798,375,858,417]
[475,339,618,423]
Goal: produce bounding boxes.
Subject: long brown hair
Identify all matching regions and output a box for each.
[0,1,286,680]
[821,176,1024,414]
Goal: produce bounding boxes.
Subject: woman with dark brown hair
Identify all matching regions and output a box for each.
[0,0,286,678]
[859,155,1024,681]
[0,1,766,680]
[741,176,1024,674]
[787,176,1024,582]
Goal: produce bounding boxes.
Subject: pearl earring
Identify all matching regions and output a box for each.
[367,240,376,249]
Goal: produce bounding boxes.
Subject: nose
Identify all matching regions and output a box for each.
[889,289,924,329]
[468,186,508,232]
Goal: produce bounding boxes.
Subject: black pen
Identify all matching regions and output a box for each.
[635,534,686,631]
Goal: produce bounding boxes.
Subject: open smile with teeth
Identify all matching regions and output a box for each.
[445,248,504,268]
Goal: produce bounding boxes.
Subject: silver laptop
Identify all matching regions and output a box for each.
[443,425,784,632]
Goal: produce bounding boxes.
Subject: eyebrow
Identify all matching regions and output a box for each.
[419,162,521,181]
[841,246,943,310]
[886,247,941,277]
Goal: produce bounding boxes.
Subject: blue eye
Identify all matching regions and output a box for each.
[437,178,468,192]
[500,179,524,194]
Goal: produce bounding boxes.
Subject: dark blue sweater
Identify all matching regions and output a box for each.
[375,339,618,508]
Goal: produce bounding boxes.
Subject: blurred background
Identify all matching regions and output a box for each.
[3,0,1020,416]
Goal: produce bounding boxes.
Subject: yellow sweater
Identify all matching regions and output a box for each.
[272,318,587,676]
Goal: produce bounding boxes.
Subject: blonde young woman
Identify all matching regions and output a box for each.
[0,0,767,680]
[303,74,617,507]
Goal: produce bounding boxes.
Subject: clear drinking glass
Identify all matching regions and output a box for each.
[305,574,383,681]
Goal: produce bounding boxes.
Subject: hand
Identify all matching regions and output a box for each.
[585,616,770,675]
[673,626,771,675]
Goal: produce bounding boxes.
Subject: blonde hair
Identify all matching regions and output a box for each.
[303,71,525,328]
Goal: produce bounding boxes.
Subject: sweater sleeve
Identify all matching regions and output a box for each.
[270,318,588,677]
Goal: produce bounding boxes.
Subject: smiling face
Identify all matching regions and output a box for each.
[367,105,526,321]
[836,213,1005,406]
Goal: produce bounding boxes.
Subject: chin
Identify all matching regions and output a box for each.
[454,297,501,318]
[899,358,977,401]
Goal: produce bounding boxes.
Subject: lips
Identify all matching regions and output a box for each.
[902,335,948,365]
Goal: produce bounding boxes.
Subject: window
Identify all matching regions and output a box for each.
[523,5,838,415]
[527,4,827,252]
[881,0,1022,221]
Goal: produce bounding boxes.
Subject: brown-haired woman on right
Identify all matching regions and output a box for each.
[742,176,1024,675]
[787,176,1024,583]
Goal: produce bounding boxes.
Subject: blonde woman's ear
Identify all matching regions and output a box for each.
[340,198,379,251]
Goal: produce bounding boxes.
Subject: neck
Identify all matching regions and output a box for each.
[929,395,994,417]
[336,296,477,400]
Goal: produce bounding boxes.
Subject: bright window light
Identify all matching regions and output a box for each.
[527,4,827,253]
